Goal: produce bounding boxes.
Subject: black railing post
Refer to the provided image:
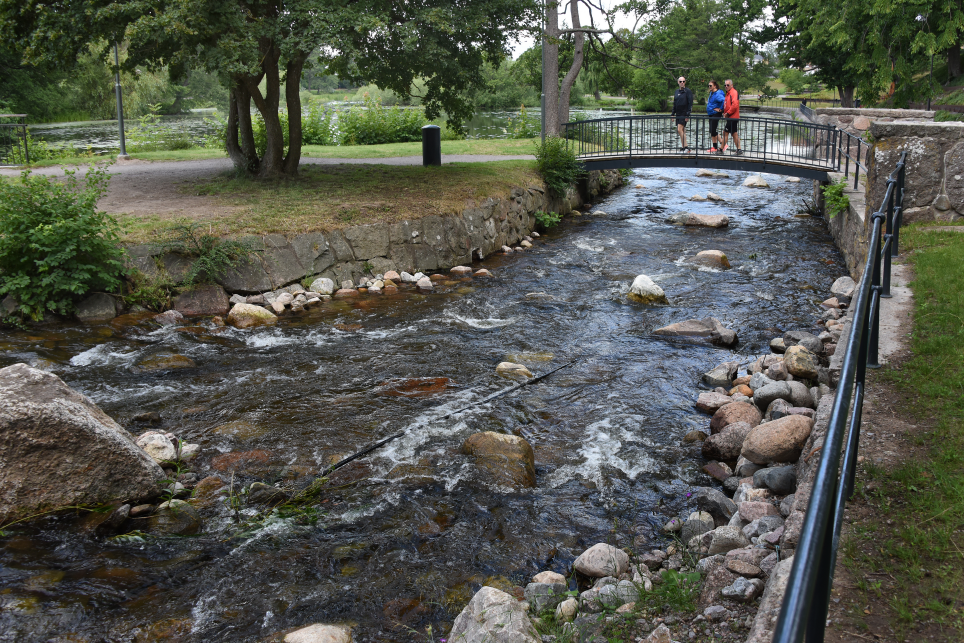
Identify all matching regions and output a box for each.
[867,211,886,369]
[881,178,896,298]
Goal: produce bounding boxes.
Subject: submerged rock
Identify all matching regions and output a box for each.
[227,303,277,329]
[461,432,536,488]
[666,212,730,228]
[653,317,737,347]
[743,175,770,188]
[75,293,118,323]
[627,275,669,304]
[495,362,533,378]
[147,499,202,535]
[692,250,731,269]
[0,364,164,523]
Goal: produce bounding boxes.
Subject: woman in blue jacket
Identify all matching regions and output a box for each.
[706,80,725,154]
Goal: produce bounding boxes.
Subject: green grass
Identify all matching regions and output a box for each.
[118,160,540,243]
[840,225,964,639]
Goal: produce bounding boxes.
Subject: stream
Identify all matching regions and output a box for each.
[0,168,843,642]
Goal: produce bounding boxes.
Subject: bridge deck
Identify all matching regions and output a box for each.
[578,148,834,181]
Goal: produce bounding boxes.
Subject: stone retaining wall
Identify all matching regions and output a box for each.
[126,170,622,295]
[811,107,935,139]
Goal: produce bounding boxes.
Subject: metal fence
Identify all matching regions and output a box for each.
[0,114,28,165]
[836,129,871,189]
[562,114,839,171]
[772,151,908,643]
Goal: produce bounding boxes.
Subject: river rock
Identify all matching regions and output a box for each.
[666,212,730,227]
[710,402,762,433]
[741,415,814,464]
[765,360,788,380]
[749,371,775,391]
[707,192,724,201]
[696,169,729,178]
[786,381,815,409]
[627,275,668,304]
[702,361,738,388]
[75,293,118,323]
[682,511,715,542]
[573,543,630,578]
[707,525,751,554]
[691,194,707,201]
[495,362,533,378]
[135,431,177,464]
[525,582,569,612]
[173,285,229,316]
[784,330,824,355]
[227,303,278,329]
[248,482,288,505]
[416,277,433,290]
[726,559,762,578]
[743,175,770,188]
[699,564,738,608]
[754,466,797,495]
[766,398,794,421]
[769,337,786,353]
[309,277,336,295]
[653,317,737,347]
[0,364,165,523]
[694,487,738,522]
[284,624,352,643]
[722,576,765,602]
[783,345,819,380]
[461,432,535,488]
[692,250,731,269]
[696,391,733,413]
[147,499,202,535]
[556,597,578,622]
[449,586,540,643]
[753,381,792,410]
[533,571,566,585]
[830,276,856,304]
[702,421,753,461]
[743,515,785,540]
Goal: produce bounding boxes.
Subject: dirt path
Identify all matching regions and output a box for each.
[0,155,535,220]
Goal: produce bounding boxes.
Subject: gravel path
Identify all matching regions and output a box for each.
[0,154,535,219]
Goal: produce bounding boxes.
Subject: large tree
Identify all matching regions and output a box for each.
[1,0,539,177]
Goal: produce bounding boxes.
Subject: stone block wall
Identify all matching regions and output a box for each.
[811,108,935,139]
[126,170,622,294]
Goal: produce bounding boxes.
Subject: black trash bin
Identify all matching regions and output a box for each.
[422,125,441,166]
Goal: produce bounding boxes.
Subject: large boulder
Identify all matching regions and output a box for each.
[653,317,737,347]
[696,391,733,414]
[75,293,118,323]
[752,382,793,411]
[691,250,731,270]
[283,624,352,643]
[227,303,278,329]
[709,402,762,434]
[702,421,753,461]
[830,276,856,304]
[666,212,730,228]
[173,284,230,316]
[448,586,540,643]
[0,364,164,523]
[741,415,815,464]
[783,346,819,380]
[461,432,536,488]
[627,275,669,304]
[574,543,630,578]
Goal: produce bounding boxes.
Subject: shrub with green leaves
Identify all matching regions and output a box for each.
[338,95,427,145]
[534,210,562,230]
[822,177,851,218]
[534,136,586,198]
[0,166,124,321]
[162,223,256,286]
[127,104,195,152]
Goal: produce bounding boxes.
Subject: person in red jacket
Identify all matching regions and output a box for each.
[721,79,743,155]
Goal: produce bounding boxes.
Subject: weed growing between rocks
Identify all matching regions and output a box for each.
[821,177,851,218]
[161,222,258,286]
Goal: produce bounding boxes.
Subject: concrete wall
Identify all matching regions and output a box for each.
[126,170,623,294]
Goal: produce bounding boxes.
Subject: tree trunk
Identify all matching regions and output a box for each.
[226,80,261,176]
[244,40,285,179]
[283,54,307,175]
[543,2,561,136]
[839,85,855,108]
[949,41,961,80]
[557,0,586,128]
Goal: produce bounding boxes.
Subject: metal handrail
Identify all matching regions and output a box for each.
[772,151,908,643]
[836,129,870,189]
[0,114,29,165]
[562,114,838,171]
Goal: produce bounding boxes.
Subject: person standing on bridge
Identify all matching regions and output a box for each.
[722,79,743,155]
[671,76,694,152]
[706,80,725,154]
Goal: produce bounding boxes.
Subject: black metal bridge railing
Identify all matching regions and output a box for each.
[0,114,29,165]
[773,151,908,642]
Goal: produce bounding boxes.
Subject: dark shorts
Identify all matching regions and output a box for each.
[675,116,688,126]
[709,116,721,136]
[724,118,739,134]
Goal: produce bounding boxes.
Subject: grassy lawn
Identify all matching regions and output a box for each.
[118,160,540,243]
[25,138,539,167]
[840,224,964,639]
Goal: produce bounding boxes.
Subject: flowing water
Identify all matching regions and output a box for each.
[0,169,843,642]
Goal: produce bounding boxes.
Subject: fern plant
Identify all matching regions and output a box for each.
[162,223,257,286]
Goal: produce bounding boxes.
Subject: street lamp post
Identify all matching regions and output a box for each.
[113,42,129,159]
[541,0,547,142]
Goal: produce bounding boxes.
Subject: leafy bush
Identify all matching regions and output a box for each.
[534,136,586,198]
[338,95,427,145]
[822,177,851,218]
[124,269,174,311]
[302,102,337,145]
[505,105,540,139]
[534,210,562,230]
[2,125,96,164]
[0,166,124,321]
[162,223,257,286]
[127,104,195,152]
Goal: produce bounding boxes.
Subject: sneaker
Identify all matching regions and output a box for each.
[735,149,744,156]
[714,148,724,155]
[707,147,719,153]
[722,144,729,152]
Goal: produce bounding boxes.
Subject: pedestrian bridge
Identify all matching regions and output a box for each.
[564,114,851,181]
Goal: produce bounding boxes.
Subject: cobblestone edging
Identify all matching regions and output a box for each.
[124,170,623,296]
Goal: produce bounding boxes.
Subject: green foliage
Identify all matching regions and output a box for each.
[534,210,562,230]
[642,570,701,612]
[127,104,195,152]
[534,137,586,198]
[161,223,256,286]
[759,84,779,100]
[935,110,964,122]
[474,59,540,110]
[779,68,808,94]
[505,104,540,139]
[302,102,337,146]
[124,269,174,312]
[822,178,851,218]
[338,95,427,146]
[4,128,97,164]
[0,166,124,321]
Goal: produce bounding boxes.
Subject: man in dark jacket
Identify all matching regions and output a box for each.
[671,76,694,152]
